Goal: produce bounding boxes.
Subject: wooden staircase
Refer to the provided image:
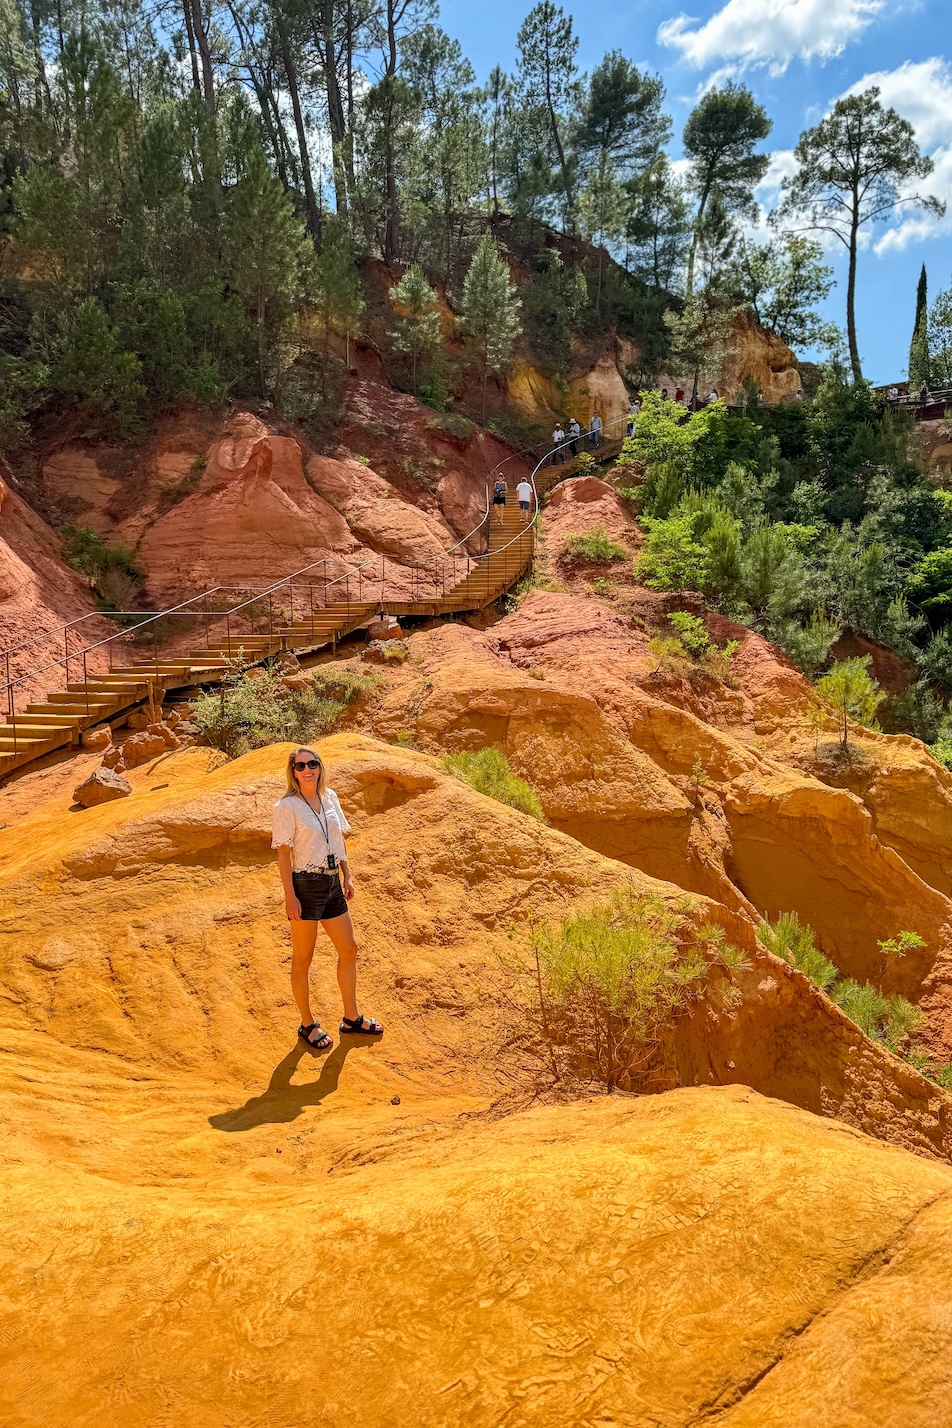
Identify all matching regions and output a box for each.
[0,425,626,780]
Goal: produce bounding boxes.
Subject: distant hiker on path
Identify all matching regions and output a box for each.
[516,477,533,519]
[551,423,566,464]
[492,474,507,524]
[568,418,581,456]
[272,747,383,1051]
[589,412,602,449]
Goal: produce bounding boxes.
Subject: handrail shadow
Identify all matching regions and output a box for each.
[208,1035,379,1132]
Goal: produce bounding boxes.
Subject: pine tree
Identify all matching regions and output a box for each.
[462,233,522,423]
[909,263,929,391]
[388,265,442,395]
[223,146,310,396]
[54,298,145,436]
[312,218,365,368]
[577,151,628,322]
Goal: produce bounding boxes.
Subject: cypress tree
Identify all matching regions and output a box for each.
[909,263,929,390]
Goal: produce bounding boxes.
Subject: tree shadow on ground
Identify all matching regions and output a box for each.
[208,1034,379,1132]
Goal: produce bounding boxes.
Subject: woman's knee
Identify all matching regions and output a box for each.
[337,937,359,964]
[291,944,314,970]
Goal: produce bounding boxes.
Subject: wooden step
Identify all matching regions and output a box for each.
[9,713,85,727]
[44,692,115,707]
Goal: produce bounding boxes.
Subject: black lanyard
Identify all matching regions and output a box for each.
[304,793,330,848]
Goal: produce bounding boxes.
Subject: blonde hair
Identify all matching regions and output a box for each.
[283,746,326,800]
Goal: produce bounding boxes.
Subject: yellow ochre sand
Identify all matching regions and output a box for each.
[2,738,952,1425]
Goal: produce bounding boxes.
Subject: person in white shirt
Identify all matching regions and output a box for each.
[551,424,566,464]
[516,478,533,519]
[272,746,383,1049]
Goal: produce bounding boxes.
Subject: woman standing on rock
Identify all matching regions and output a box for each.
[272,747,383,1050]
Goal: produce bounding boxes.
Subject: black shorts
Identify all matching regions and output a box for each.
[292,870,348,921]
[492,494,506,505]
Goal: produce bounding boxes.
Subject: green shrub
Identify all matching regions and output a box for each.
[61,524,145,612]
[564,526,627,563]
[193,662,344,757]
[831,979,923,1050]
[815,656,884,748]
[443,747,545,820]
[760,911,925,1055]
[310,665,383,703]
[574,450,596,474]
[530,889,747,1090]
[160,456,206,510]
[759,912,838,990]
[667,610,709,656]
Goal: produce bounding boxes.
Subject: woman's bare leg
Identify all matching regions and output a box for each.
[321,909,381,1029]
[289,919,319,1025]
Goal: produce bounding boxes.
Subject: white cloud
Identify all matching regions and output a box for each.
[840,59,952,253]
[658,0,883,75]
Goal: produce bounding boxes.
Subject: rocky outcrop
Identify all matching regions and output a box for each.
[72,766,131,806]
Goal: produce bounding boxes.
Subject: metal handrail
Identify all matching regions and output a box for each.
[0,421,629,756]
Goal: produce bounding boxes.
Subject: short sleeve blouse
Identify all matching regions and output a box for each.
[271,788,351,873]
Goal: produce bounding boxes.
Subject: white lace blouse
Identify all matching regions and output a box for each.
[271,789,351,873]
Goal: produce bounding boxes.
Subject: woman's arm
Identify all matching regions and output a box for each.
[339,849,354,901]
[277,845,301,919]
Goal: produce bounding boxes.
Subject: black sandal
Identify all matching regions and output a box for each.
[298,1022,333,1050]
[339,1013,384,1036]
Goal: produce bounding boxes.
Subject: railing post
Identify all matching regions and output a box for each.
[82,651,89,725]
[289,582,294,625]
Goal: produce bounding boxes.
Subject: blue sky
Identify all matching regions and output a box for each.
[439,0,952,384]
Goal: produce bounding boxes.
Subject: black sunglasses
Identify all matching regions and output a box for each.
[293,759,321,771]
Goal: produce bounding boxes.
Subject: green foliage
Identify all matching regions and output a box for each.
[667,610,709,655]
[564,526,627,562]
[193,663,344,758]
[61,524,144,611]
[759,912,838,991]
[740,234,839,353]
[831,980,924,1051]
[909,264,930,391]
[522,249,588,375]
[223,146,311,397]
[761,912,925,1057]
[815,656,885,748]
[629,391,729,482]
[443,746,545,820]
[388,264,443,395]
[778,88,943,381]
[529,887,744,1089]
[54,298,145,436]
[461,233,522,421]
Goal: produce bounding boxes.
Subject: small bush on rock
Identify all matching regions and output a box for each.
[565,526,627,563]
[193,662,344,757]
[443,747,545,820]
[528,890,748,1091]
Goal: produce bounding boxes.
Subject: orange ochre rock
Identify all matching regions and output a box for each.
[2,737,952,1423]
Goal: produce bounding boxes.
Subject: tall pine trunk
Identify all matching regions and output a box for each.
[847,189,862,383]
[277,18,320,238]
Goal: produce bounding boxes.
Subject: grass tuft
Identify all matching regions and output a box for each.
[442,747,545,820]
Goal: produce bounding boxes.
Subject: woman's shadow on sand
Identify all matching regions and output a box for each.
[208,1034,379,1132]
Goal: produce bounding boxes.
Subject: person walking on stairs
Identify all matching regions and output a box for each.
[551,423,566,464]
[589,412,602,449]
[516,477,533,521]
[568,418,581,456]
[273,746,383,1051]
[492,474,507,525]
